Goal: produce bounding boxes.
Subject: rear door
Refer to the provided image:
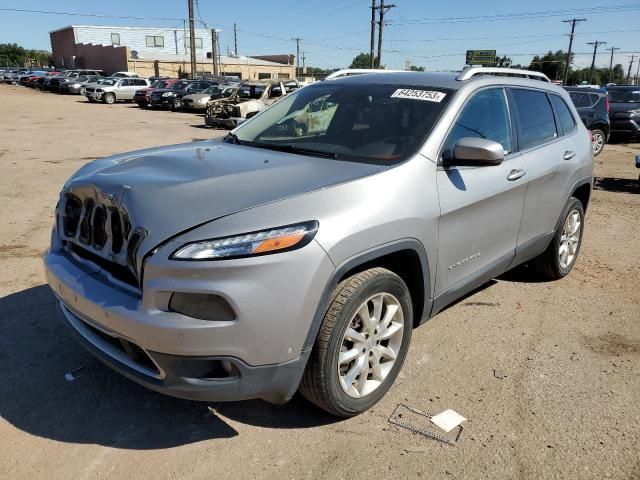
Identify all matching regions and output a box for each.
[435,87,528,295]
[510,88,578,256]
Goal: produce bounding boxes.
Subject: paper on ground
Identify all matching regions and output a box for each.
[430,409,467,433]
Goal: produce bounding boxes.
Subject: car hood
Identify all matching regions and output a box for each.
[63,140,386,258]
[183,93,210,101]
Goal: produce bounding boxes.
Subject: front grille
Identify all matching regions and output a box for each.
[85,87,95,93]
[59,191,145,290]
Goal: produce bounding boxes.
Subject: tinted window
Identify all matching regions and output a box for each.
[568,91,595,108]
[512,89,557,150]
[608,88,640,103]
[443,88,512,157]
[549,95,576,135]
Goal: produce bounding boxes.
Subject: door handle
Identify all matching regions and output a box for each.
[506,169,527,181]
[563,151,576,160]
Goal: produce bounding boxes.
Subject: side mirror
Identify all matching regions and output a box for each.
[445,137,505,167]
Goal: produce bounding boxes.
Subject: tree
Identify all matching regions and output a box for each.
[0,43,52,67]
[349,53,381,69]
[305,66,327,74]
[528,50,569,82]
[409,65,425,72]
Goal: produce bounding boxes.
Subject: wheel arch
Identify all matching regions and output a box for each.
[304,239,432,353]
[571,179,592,212]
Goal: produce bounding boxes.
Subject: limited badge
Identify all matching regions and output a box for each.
[391,89,447,102]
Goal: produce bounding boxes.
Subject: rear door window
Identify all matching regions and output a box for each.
[549,94,577,136]
[511,89,558,150]
[442,88,512,158]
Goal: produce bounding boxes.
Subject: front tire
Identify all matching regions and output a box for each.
[103,93,116,104]
[300,268,412,417]
[532,197,585,279]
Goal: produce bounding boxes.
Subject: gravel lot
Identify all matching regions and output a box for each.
[1,85,639,480]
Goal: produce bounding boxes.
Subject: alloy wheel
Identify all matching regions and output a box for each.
[559,209,581,269]
[591,131,605,155]
[338,293,404,398]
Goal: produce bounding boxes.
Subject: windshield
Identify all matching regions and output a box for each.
[233,83,453,164]
[238,84,266,100]
[608,89,640,103]
[202,86,220,94]
[98,78,117,86]
[151,80,168,89]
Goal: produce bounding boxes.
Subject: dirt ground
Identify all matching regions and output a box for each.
[1,85,639,480]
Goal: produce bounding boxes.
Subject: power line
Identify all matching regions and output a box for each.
[0,7,183,22]
[388,4,640,25]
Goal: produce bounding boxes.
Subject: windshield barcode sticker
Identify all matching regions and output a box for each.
[391,89,446,102]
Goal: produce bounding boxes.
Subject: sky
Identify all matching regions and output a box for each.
[1,0,639,72]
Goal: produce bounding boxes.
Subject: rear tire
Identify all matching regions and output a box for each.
[532,197,585,279]
[591,128,606,156]
[299,268,412,417]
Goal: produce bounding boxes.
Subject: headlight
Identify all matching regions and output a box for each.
[96,88,103,92]
[72,83,80,88]
[162,92,175,97]
[171,221,319,260]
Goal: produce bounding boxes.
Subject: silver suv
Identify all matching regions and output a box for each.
[44,68,593,417]
[84,77,150,103]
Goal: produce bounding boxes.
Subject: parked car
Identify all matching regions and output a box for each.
[206,79,299,128]
[606,86,640,140]
[148,80,217,111]
[44,68,593,417]
[34,71,61,90]
[47,70,107,92]
[84,77,151,103]
[564,87,610,156]
[2,68,29,83]
[182,84,237,111]
[20,71,50,87]
[133,78,183,108]
[60,75,106,95]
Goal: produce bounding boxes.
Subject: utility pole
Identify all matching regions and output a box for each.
[211,29,219,76]
[302,51,306,73]
[562,18,586,85]
[293,37,301,77]
[627,55,636,84]
[635,57,640,86]
[607,46,620,84]
[587,40,606,84]
[376,0,395,68]
[370,0,377,68]
[187,0,197,78]
[216,30,222,75]
[234,23,238,55]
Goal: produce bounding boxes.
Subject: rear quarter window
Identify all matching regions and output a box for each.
[511,89,558,150]
[568,91,596,108]
[549,94,577,135]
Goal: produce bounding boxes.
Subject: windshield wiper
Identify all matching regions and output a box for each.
[247,142,338,159]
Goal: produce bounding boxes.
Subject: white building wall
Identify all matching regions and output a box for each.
[72,25,214,60]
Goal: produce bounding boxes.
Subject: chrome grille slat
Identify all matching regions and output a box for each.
[58,189,144,289]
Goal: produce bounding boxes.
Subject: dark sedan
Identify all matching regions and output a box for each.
[134,78,183,108]
[148,80,218,110]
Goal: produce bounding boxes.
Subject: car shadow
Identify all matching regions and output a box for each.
[594,176,639,194]
[0,285,340,450]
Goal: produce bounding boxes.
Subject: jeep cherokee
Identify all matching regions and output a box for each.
[44,68,593,417]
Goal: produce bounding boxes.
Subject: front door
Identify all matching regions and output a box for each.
[435,87,528,297]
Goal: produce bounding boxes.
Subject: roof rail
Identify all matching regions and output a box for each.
[457,67,550,83]
[324,68,404,80]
